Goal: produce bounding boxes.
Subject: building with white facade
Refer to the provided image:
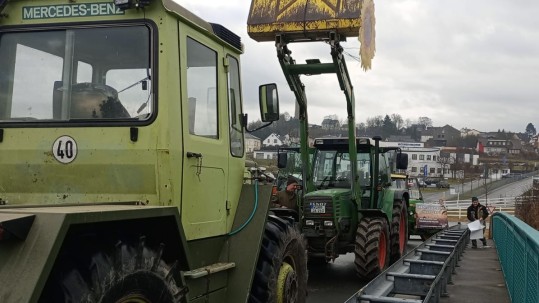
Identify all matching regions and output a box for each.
[381,141,442,177]
[262,133,283,147]
[253,149,278,160]
[404,148,443,177]
[245,133,261,153]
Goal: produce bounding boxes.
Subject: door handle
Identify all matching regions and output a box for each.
[187,152,202,158]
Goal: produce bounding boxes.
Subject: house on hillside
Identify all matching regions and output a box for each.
[476,131,524,156]
[480,138,521,156]
[531,134,539,151]
[507,139,522,155]
[321,118,340,130]
[484,139,509,155]
[245,133,261,153]
[422,125,460,146]
[262,133,283,147]
[460,128,481,137]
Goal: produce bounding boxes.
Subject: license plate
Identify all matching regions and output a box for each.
[310,203,326,213]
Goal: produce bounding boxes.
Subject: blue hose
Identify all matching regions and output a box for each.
[228,180,259,236]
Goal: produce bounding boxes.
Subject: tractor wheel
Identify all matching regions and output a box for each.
[41,236,186,303]
[354,217,390,281]
[249,216,308,303]
[390,199,408,264]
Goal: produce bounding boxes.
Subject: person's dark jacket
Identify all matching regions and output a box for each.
[272,190,298,211]
[467,203,488,222]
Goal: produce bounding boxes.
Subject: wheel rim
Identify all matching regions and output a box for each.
[116,294,151,303]
[277,262,298,303]
[399,207,406,253]
[378,230,387,269]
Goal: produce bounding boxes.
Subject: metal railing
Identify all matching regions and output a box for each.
[492,212,539,303]
[345,225,469,303]
[438,197,517,221]
[443,196,518,209]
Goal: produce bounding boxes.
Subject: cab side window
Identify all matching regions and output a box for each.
[227,55,243,157]
[186,37,218,138]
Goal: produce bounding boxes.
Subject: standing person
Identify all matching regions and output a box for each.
[272,176,299,211]
[467,197,490,248]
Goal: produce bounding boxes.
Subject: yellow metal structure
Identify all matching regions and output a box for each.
[248,0,363,41]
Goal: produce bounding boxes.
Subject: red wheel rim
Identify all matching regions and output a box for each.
[399,208,406,253]
[378,229,387,269]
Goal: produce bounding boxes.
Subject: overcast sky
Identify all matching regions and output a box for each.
[179,0,539,134]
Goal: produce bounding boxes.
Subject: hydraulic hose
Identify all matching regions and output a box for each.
[228,179,259,236]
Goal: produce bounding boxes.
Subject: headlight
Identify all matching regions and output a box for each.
[324,221,333,227]
[305,220,314,226]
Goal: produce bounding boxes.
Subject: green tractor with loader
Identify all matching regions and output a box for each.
[0,0,307,302]
[248,0,410,280]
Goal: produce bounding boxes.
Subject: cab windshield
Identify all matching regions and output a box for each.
[0,25,153,123]
[312,150,371,189]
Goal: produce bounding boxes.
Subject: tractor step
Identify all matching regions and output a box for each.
[183,262,236,279]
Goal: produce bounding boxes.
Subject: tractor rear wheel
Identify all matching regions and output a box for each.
[390,199,408,264]
[249,216,307,303]
[354,217,390,280]
[40,236,186,303]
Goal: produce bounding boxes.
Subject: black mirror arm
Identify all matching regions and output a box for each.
[242,113,273,133]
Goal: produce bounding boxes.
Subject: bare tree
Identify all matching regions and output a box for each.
[437,154,452,177]
[404,118,413,129]
[417,116,433,130]
[366,115,384,128]
[390,113,404,130]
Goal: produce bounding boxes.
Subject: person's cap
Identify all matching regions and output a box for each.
[287,176,299,186]
[472,197,479,202]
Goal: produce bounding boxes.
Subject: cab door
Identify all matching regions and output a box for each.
[180,31,229,240]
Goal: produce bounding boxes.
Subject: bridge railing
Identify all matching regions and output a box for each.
[441,196,521,221]
[492,212,539,303]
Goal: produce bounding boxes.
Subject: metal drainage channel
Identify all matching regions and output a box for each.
[345,224,469,303]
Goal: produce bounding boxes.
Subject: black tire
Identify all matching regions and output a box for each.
[390,199,408,264]
[354,217,390,281]
[40,236,186,303]
[249,216,308,303]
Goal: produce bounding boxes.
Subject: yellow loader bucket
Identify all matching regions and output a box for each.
[247,0,364,42]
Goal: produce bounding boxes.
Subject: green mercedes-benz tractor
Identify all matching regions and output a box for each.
[0,1,307,302]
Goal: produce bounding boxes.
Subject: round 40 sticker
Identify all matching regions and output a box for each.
[52,136,78,164]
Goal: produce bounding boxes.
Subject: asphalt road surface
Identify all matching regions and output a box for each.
[421,176,533,203]
[306,238,424,303]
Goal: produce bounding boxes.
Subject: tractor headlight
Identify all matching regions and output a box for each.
[305,220,314,226]
[324,221,333,227]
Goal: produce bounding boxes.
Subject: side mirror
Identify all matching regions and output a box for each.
[396,153,408,170]
[259,83,279,122]
[277,152,288,168]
